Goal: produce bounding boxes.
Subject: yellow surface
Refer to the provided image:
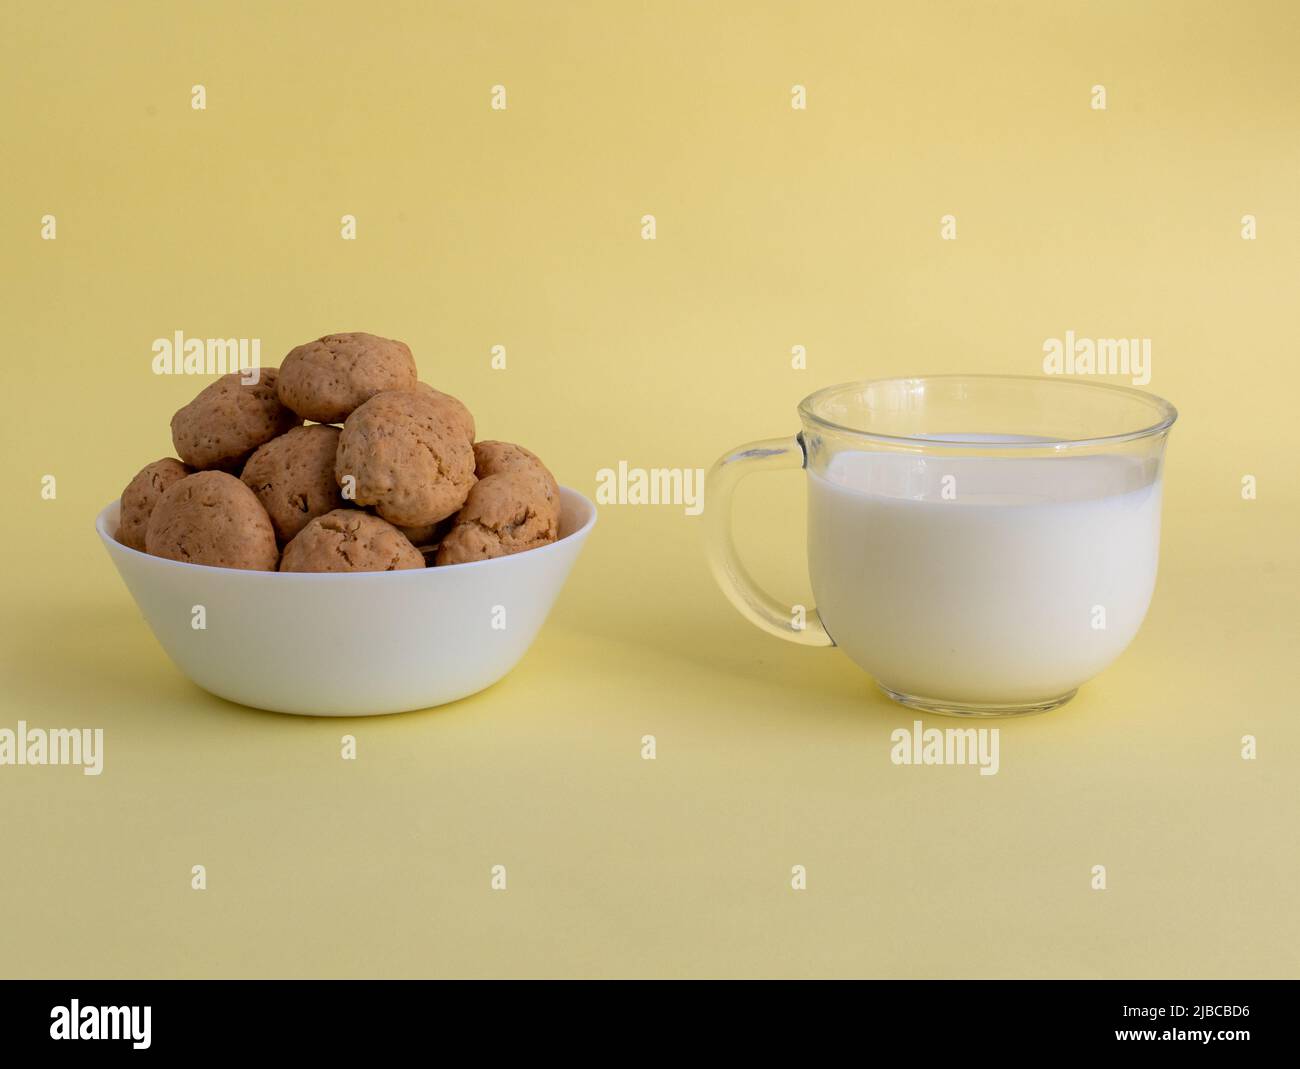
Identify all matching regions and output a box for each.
[1,1,1296,978]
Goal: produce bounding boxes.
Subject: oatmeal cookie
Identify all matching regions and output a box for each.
[116,457,193,551]
[144,471,279,570]
[434,470,559,565]
[472,440,560,519]
[334,390,476,527]
[413,382,475,442]
[170,368,300,471]
[279,509,424,573]
[240,424,344,542]
[278,332,418,423]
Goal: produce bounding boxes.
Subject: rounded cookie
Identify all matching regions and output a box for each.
[473,440,560,519]
[278,333,418,423]
[145,471,279,571]
[335,390,476,527]
[413,382,475,442]
[240,424,345,542]
[280,509,424,573]
[170,368,301,471]
[434,471,559,566]
[395,517,454,567]
[395,516,453,549]
[117,457,193,551]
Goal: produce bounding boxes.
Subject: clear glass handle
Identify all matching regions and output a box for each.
[705,435,833,647]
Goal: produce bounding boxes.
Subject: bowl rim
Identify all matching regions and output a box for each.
[96,484,597,579]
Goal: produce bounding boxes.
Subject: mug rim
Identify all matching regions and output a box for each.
[798,374,1178,451]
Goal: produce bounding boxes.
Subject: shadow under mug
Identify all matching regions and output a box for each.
[706,375,1178,717]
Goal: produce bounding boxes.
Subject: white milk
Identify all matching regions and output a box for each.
[807,447,1163,704]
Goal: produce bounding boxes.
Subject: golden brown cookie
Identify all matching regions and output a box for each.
[240,424,344,543]
[413,382,475,442]
[145,471,279,571]
[170,368,301,471]
[434,471,559,565]
[335,390,476,527]
[278,333,418,423]
[472,440,560,519]
[395,516,453,549]
[116,457,193,551]
[279,509,424,572]
[397,517,455,566]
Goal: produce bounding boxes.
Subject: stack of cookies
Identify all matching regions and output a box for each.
[116,332,561,572]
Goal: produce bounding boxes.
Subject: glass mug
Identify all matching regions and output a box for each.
[706,375,1177,717]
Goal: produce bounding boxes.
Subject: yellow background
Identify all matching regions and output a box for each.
[1,0,1296,978]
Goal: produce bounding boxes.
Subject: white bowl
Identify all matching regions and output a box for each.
[95,488,596,715]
